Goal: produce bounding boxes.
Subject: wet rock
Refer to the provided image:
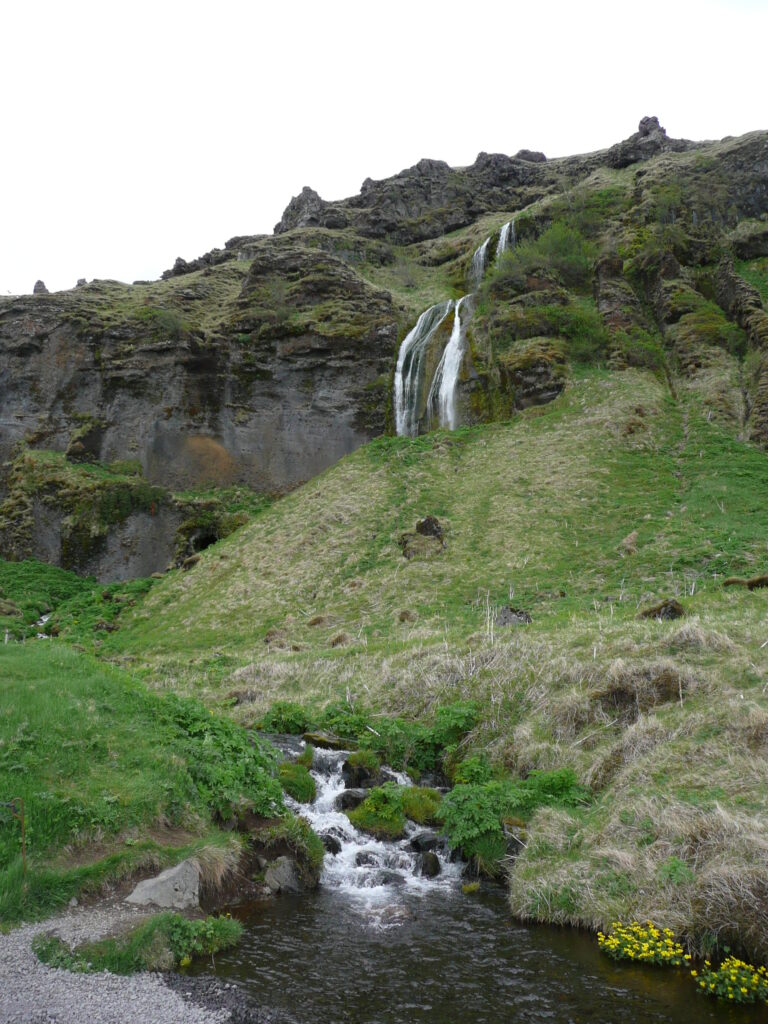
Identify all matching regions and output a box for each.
[377,905,415,925]
[420,851,441,878]
[264,856,301,894]
[416,771,450,791]
[33,280,48,294]
[355,851,379,867]
[410,830,439,853]
[335,788,367,811]
[496,606,532,626]
[322,834,342,856]
[342,758,380,789]
[303,731,348,751]
[639,598,685,621]
[125,858,200,910]
[375,869,406,886]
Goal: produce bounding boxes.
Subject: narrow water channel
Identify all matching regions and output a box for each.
[190,743,756,1023]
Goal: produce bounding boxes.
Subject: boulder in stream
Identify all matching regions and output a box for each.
[335,788,368,811]
[264,856,302,894]
[410,830,439,852]
[420,851,441,878]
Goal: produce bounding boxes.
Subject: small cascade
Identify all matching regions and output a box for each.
[496,219,516,262]
[286,745,459,905]
[394,300,453,437]
[469,236,491,290]
[427,296,467,430]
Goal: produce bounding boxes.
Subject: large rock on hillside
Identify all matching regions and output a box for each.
[606,116,694,169]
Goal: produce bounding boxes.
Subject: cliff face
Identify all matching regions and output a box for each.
[2,117,768,579]
[0,245,396,494]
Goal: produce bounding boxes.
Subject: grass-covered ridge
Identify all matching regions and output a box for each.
[0,643,284,923]
[102,366,768,960]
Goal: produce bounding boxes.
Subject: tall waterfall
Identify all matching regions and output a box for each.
[393,300,453,436]
[470,237,491,290]
[427,296,467,430]
[394,217,517,437]
[496,219,516,262]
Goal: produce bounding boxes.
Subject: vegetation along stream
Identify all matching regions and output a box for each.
[189,747,756,1023]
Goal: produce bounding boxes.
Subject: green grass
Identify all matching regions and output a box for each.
[33,912,242,973]
[0,643,283,922]
[278,762,316,803]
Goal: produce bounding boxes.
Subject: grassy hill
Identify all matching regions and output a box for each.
[99,367,768,958]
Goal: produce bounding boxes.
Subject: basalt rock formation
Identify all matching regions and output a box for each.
[3,117,768,577]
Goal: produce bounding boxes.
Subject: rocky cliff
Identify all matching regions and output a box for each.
[2,117,768,578]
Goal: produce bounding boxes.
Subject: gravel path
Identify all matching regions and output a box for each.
[0,905,230,1024]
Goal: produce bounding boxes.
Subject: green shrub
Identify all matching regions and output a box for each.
[401,786,442,824]
[614,328,666,371]
[439,769,590,867]
[33,912,242,973]
[348,783,406,839]
[344,748,380,774]
[453,756,493,785]
[492,223,596,293]
[296,744,314,768]
[279,763,316,803]
[257,701,310,735]
[315,701,372,740]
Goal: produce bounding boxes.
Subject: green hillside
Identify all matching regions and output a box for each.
[98,367,768,957]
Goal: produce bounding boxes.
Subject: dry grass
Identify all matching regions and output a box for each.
[192,835,244,891]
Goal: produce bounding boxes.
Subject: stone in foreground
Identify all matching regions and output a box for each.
[264,856,301,894]
[125,858,200,910]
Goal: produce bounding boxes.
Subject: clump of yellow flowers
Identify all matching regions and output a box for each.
[695,955,768,1004]
[597,921,686,966]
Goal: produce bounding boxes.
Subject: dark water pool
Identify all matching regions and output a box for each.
[190,887,757,1023]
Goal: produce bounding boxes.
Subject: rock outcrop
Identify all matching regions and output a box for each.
[0,242,396,497]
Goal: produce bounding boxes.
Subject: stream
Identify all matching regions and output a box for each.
[190,742,756,1023]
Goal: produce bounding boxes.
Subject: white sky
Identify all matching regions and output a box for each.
[2,0,766,295]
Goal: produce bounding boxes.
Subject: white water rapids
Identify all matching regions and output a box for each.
[286,745,460,907]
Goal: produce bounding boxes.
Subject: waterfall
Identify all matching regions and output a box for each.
[394,216,517,437]
[496,219,516,262]
[427,296,467,430]
[283,744,460,906]
[394,300,453,437]
[470,237,491,290]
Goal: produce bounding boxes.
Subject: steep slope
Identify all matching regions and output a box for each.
[105,366,768,957]
[3,119,768,580]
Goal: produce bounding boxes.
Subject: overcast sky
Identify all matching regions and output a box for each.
[2,0,766,295]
